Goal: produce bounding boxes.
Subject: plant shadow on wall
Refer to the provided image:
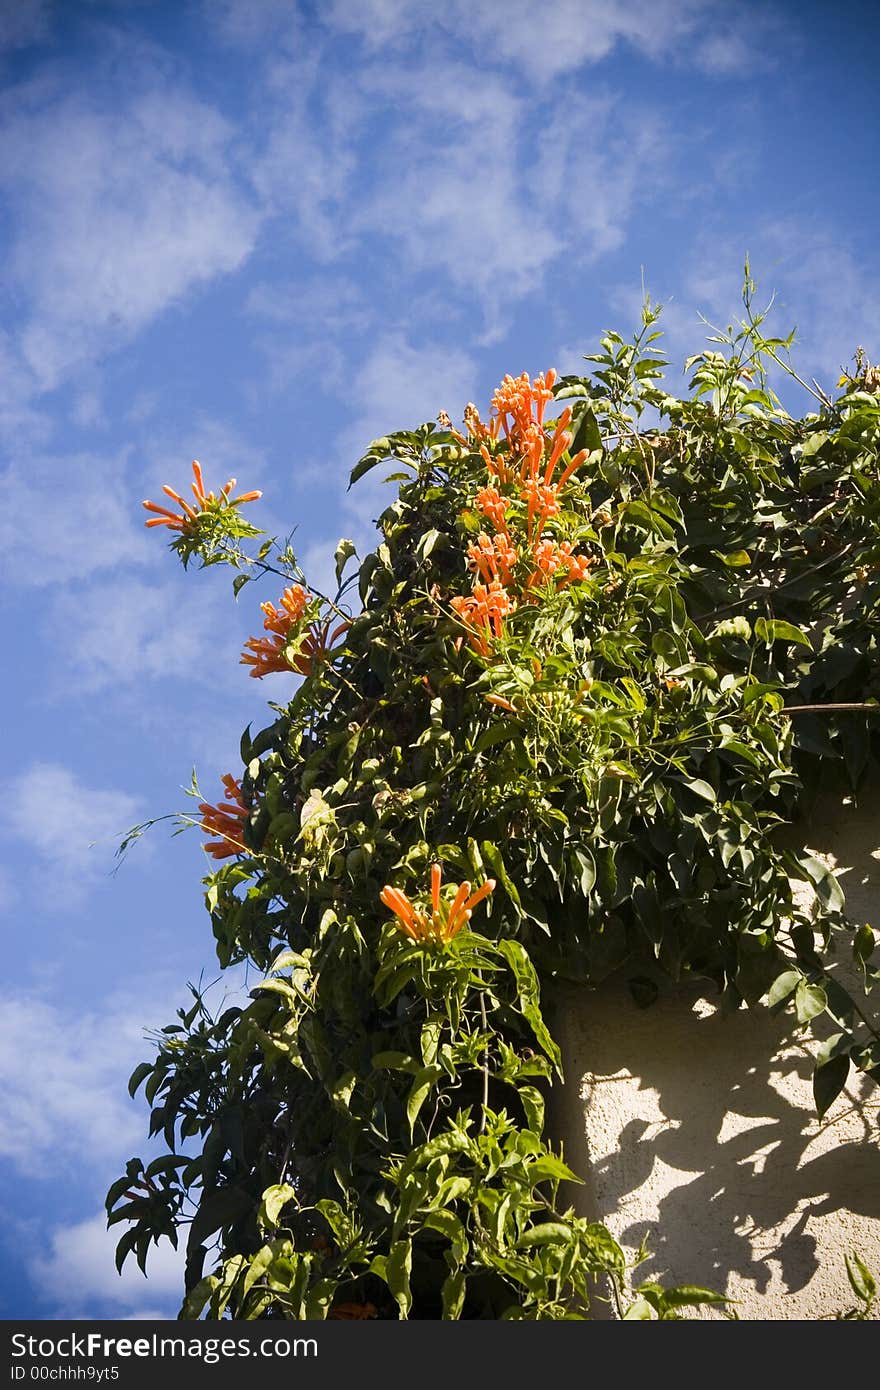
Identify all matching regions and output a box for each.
[108,265,880,1319]
[553,779,880,1309]
[558,963,880,1305]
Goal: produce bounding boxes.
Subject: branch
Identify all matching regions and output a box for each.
[781,703,880,715]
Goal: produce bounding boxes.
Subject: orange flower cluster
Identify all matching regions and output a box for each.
[198,774,248,860]
[240,585,348,679]
[475,485,509,532]
[450,581,516,658]
[143,460,261,532]
[467,533,517,587]
[528,538,595,589]
[380,863,495,944]
[451,370,595,654]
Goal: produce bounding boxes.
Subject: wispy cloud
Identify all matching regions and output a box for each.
[208,0,300,49]
[0,61,261,392]
[46,574,247,696]
[28,1212,185,1318]
[0,989,152,1172]
[339,333,479,536]
[324,0,783,81]
[2,762,142,906]
[0,448,150,588]
[353,65,559,323]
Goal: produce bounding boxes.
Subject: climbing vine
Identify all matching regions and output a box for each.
[109,273,880,1319]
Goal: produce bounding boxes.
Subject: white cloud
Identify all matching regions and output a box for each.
[0,448,150,588]
[0,990,151,1172]
[339,334,479,538]
[249,53,360,258]
[70,389,106,431]
[537,92,670,263]
[140,415,270,507]
[47,573,248,695]
[29,1213,186,1317]
[208,0,299,49]
[0,71,261,391]
[2,762,142,904]
[0,966,250,1179]
[353,65,560,318]
[325,0,781,81]
[755,224,879,385]
[345,335,479,447]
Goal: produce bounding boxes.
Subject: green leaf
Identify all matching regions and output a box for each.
[649,1284,730,1309]
[854,923,876,964]
[571,845,597,897]
[241,1244,275,1300]
[481,841,521,907]
[371,1050,418,1073]
[348,438,392,487]
[144,1154,189,1179]
[518,1084,545,1134]
[127,1062,153,1098]
[405,1065,443,1135]
[515,1222,573,1249]
[845,1251,876,1303]
[180,1274,219,1320]
[813,1052,850,1119]
[622,1296,654,1319]
[796,854,845,912]
[794,980,827,1024]
[754,617,813,650]
[493,939,561,1071]
[766,969,802,1009]
[441,1269,466,1319]
[679,777,716,803]
[569,407,602,456]
[415,529,442,563]
[386,1238,413,1319]
[423,1210,467,1265]
[334,538,357,584]
[257,1183,296,1233]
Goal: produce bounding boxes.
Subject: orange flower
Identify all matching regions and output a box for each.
[198,774,248,859]
[467,532,518,587]
[450,580,515,656]
[521,478,561,541]
[143,460,261,531]
[474,485,510,534]
[259,584,309,635]
[241,585,347,679]
[380,863,496,944]
[491,369,557,443]
[464,402,496,441]
[526,539,596,591]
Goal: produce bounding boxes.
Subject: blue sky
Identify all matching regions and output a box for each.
[0,0,877,1319]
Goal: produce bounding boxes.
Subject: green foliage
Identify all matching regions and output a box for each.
[835,1251,877,1320]
[111,274,880,1319]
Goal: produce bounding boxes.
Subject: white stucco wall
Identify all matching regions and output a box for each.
[552,781,880,1319]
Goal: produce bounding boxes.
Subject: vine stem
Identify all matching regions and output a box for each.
[478,990,489,1135]
[780,702,880,715]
